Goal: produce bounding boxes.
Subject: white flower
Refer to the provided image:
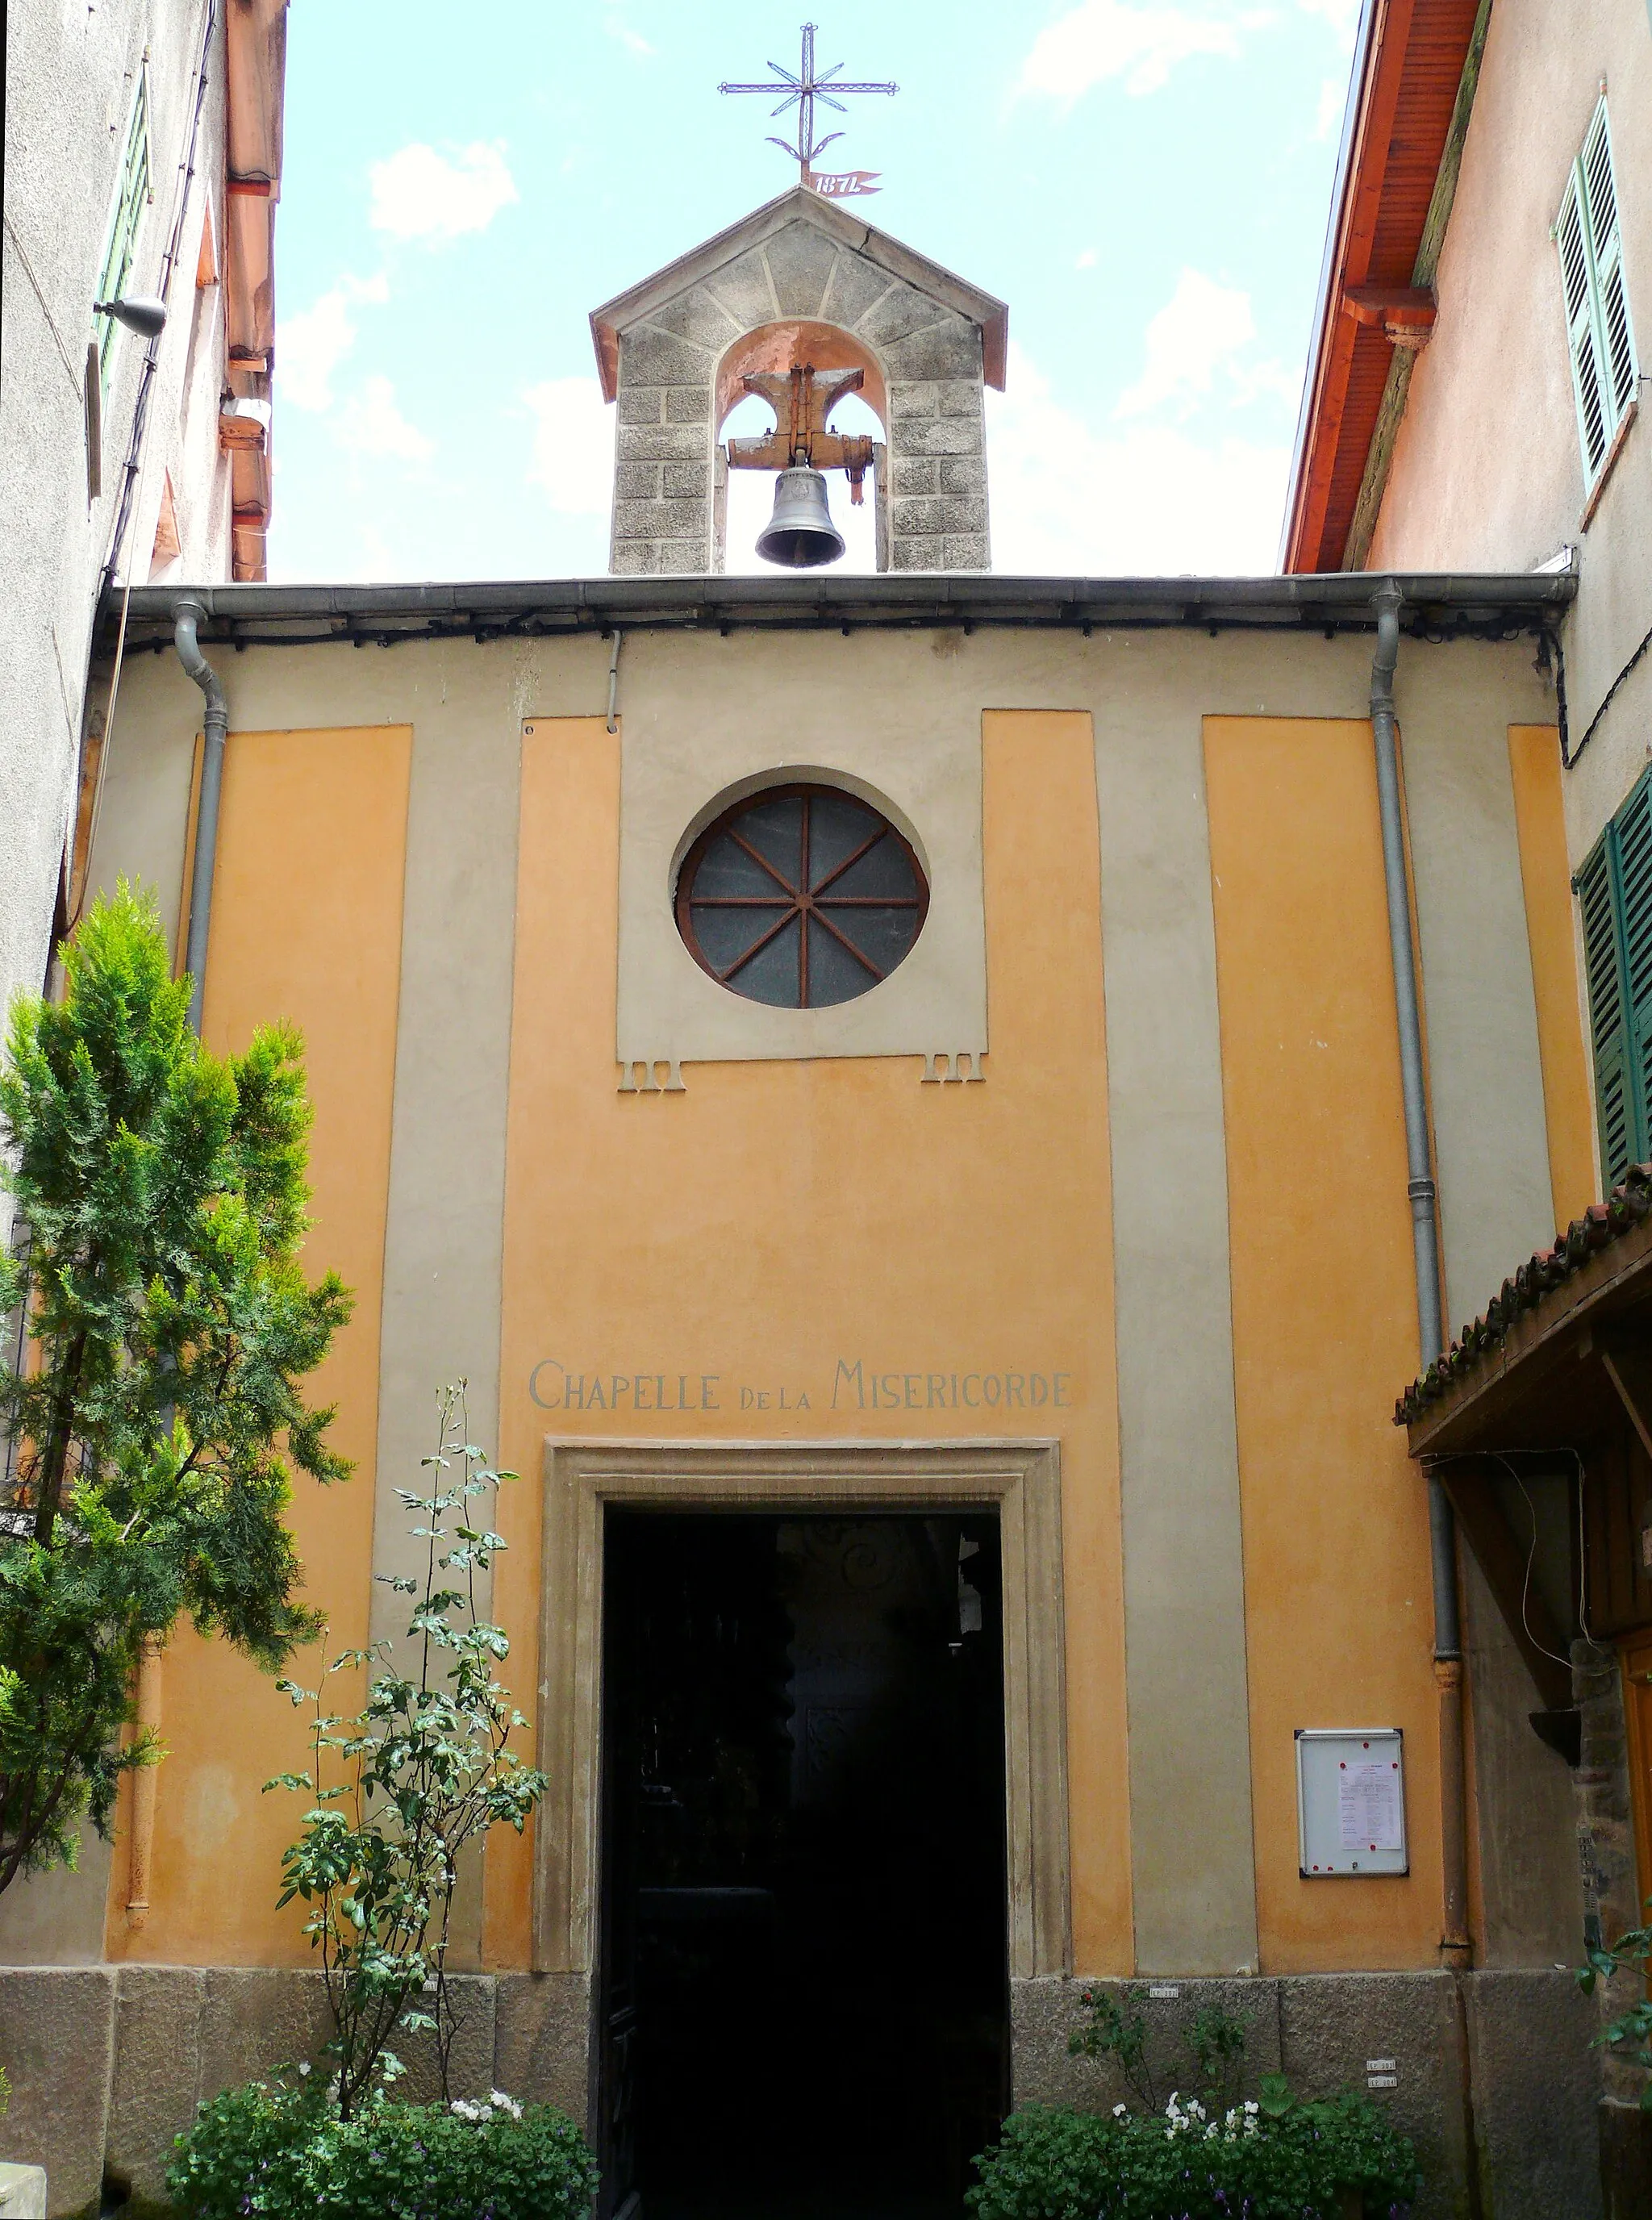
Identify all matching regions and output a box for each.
[490,2091,524,2120]
[1112,2104,1128,2118]
[1244,2100,1259,2114]
[297,2064,311,2079]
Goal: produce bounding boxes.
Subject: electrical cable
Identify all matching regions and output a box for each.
[1561,610,1652,772]
[76,0,216,931]
[1494,1454,1575,1669]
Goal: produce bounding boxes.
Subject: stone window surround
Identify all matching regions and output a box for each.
[612,730,990,1087]
[674,779,929,1012]
[532,1437,1071,1984]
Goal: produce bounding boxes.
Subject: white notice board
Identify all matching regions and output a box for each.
[1296,1728,1408,1876]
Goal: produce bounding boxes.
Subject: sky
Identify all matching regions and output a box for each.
[268,0,1360,583]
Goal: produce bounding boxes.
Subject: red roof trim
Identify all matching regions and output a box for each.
[1282,0,1482,574]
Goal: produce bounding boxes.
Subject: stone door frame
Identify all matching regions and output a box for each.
[532,1437,1071,1984]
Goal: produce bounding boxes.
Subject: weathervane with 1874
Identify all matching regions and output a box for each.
[720,22,896,198]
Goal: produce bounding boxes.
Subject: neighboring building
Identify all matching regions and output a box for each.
[1286,0,1652,2205]
[0,0,283,1060]
[1283,0,1651,898]
[0,185,1616,2220]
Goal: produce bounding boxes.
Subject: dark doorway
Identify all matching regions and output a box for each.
[599,1511,1009,2220]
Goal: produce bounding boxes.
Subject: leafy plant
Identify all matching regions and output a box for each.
[1579,1919,1652,2105]
[1036,1988,1420,2216]
[1067,1988,1250,2116]
[969,2091,1421,2220]
[1068,1985,1158,2111]
[0,885,351,1892]
[166,2077,598,2220]
[1186,2002,1249,2117]
[266,1387,548,2118]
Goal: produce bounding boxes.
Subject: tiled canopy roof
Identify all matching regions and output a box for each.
[1395,1165,1652,1425]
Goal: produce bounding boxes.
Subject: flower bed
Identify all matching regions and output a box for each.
[167,2080,599,2220]
[968,2092,1421,2220]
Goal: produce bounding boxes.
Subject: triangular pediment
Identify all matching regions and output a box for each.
[589,186,1007,399]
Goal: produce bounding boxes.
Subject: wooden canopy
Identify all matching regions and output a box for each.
[1400,1177,1652,1746]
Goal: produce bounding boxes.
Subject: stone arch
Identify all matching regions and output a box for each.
[712,319,891,572]
[713,319,889,436]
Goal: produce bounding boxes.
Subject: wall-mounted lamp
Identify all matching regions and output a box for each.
[94,294,169,339]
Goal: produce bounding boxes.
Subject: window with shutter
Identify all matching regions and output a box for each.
[1557,98,1640,493]
[94,68,152,390]
[1579,767,1652,1187]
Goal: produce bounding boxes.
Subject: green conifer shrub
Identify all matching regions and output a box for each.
[0,884,352,1890]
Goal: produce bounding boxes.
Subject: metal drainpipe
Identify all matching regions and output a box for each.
[1369,578,1471,1970]
[172,599,227,1035]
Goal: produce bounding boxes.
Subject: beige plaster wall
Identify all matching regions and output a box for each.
[612,631,988,1073]
[0,1828,113,1966]
[1366,0,1652,861]
[80,620,1559,1982]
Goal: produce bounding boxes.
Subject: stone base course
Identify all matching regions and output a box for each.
[1012,1970,1603,2220]
[0,1963,1608,2218]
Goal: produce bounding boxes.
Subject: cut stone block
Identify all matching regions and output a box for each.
[764,223,840,319]
[0,2167,46,2220]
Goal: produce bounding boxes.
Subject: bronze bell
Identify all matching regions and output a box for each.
[756,466,846,569]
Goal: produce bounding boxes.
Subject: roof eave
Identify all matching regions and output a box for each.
[96,569,1576,657]
[1280,0,1381,570]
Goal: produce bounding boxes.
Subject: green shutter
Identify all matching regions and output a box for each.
[1579,768,1652,1187]
[1558,172,1609,479]
[1580,103,1639,436]
[94,69,152,388]
[1579,837,1631,1183]
[1559,98,1639,490]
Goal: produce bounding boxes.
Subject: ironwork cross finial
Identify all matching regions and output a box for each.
[720,22,898,182]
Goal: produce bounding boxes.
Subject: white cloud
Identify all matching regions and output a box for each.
[1229,355,1304,410]
[524,378,615,516]
[1116,269,1255,417]
[1313,71,1348,139]
[1296,0,1362,48]
[1020,0,1356,102]
[1020,1,1250,100]
[602,0,656,53]
[607,22,656,54]
[277,273,388,412]
[332,374,435,462]
[369,141,518,243]
[987,342,1288,573]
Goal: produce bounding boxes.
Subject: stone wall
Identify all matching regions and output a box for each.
[608,213,989,574]
[0,1966,591,2218]
[0,1963,1608,2219]
[1016,1971,1601,2220]
[1573,1639,1652,2215]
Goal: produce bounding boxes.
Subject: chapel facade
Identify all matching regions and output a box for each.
[0,183,1616,2220]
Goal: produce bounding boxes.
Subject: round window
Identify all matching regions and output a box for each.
[676,783,928,1008]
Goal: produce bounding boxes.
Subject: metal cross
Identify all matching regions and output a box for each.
[720,23,898,182]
